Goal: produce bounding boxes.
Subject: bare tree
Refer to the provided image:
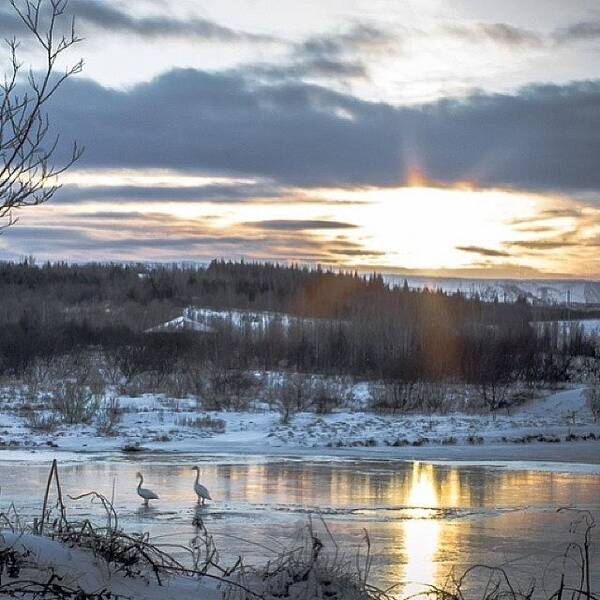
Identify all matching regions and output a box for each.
[0,0,82,229]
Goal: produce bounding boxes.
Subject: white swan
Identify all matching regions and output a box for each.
[192,466,212,505]
[136,472,159,506]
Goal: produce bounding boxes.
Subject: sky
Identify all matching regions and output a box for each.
[0,0,599,278]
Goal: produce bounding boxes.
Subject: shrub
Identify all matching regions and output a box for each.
[276,387,298,425]
[369,382,419,414]
[52,382,100,425]
[160,369,191,399]
[175,414,226,433]
[95,396,123,436]
[200,366,257,411]
[24,410,61,433]
[273,374,314,424]
[585,385,600,420]
[311,380,342,414]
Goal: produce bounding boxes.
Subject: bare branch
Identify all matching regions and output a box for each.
[1,0,83,230]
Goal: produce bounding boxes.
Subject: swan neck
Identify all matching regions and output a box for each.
[194,469,200,485]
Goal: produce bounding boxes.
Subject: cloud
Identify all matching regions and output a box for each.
[44,70,600,193]
[244,219,357,231]
[446,23,543,47]
[554,21,600,44]
[298,23,398,59]
[0,209,370,264]
[262,23,399,82]
[0,1,275,44]
[509,208,583,226]
[506,239,579,250]
[0,12,23,36]
[75,1,274,42]
[456,245,510,257]
[445,20,600,48]
[55,182,282,203]
[330,247,385,257]
[251,59,368,82]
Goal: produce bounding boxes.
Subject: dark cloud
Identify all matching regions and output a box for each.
[1,213,372,263]
[251,59,368,82]
[446,20,600,48]
[275,23,398,81]
[0,12,23,36]
[0,224,315,257]
[244,219,357,231]
[446,23,543,47]
[55,182,281,203]
[538,208,584,218]
[513,225,556,233]
[298,23,398,59]
[329,247,385,257]
[456,245,511,257]
[82,210,153,219]
[75,1,274,42]
[507,239,579,250]
[0,1,274,43]
[554,21,600,44]
[44,70,600,193]
[509,208,584,226]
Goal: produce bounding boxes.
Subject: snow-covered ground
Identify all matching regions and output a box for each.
[146,306,329,333]
[0,532,222,599]
[0,385,598,459]
[0,523,386,600]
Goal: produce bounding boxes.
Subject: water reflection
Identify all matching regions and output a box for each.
[0,457,598,595]
[402,463,440,596]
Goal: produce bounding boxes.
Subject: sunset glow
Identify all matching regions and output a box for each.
[7,170,597,278]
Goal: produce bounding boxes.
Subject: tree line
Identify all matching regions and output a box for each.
[0,259,596,390]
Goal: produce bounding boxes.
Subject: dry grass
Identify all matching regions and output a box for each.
[224,518,392,600]
[175,414,226,432]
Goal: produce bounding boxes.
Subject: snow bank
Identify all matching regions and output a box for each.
[0,532,220,599]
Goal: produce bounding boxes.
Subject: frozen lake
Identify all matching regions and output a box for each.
[0,452,598,597]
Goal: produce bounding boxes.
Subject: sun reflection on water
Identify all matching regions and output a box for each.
[400,463,441,597]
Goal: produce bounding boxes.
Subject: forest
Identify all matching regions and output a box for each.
[0,259,595,394]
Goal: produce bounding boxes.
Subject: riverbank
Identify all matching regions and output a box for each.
[0,387,598,467]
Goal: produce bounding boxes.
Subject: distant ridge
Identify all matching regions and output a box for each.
[383,275,600,306]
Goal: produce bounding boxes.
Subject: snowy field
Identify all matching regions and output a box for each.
[0,384,598,460]
[146,306,327,333]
